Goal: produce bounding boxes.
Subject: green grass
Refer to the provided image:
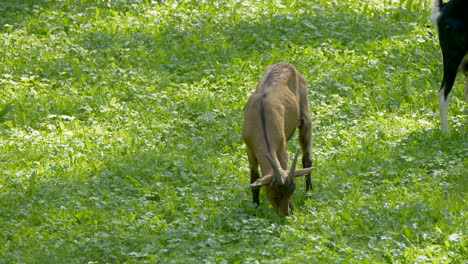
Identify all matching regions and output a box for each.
[0,0,466,263]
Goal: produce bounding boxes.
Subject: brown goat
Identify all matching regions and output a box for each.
[242,62,314,216]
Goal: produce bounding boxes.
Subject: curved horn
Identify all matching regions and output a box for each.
[287,151,300,183]
[266,155,282,183]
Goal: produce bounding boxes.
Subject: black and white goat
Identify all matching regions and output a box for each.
[431,0,468,132]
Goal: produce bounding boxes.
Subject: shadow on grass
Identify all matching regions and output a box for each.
[2,0,425,87]
[0,1,36,32]
[82,9,420,83]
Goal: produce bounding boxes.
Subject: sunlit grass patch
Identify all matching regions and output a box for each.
[0,0,466,263]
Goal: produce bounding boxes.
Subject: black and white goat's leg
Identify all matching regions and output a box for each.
[439,53,465,132]
[431,0,468,132]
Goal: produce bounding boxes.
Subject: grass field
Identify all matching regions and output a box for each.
[0,0,466,263]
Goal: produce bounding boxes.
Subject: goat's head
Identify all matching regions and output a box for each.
[250,152,314,216]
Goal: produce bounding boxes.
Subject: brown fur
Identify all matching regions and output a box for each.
[242,63,314,216]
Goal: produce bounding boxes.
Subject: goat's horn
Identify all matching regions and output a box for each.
[266,155,282,183]
[287,151,300,182]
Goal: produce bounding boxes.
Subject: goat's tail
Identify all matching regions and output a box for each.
[287,65,299,95]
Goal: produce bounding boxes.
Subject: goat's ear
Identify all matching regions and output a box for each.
[250,175,273,187]
[293,167,315,177]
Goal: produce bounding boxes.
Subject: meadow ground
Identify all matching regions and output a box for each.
[0,0,466,263]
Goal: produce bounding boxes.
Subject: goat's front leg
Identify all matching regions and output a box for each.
[250,168,260,205]
[247,149,260,205]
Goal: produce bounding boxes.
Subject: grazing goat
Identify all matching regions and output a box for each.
[242,62,314,216]
[431,0,468,132]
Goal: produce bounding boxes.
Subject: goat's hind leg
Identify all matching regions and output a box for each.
[299,115,313,191]
[439,89,450,132]
[439,53,461,132]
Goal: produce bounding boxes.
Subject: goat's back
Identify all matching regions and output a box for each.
[242,63,304,159]
[257,63,300,95]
